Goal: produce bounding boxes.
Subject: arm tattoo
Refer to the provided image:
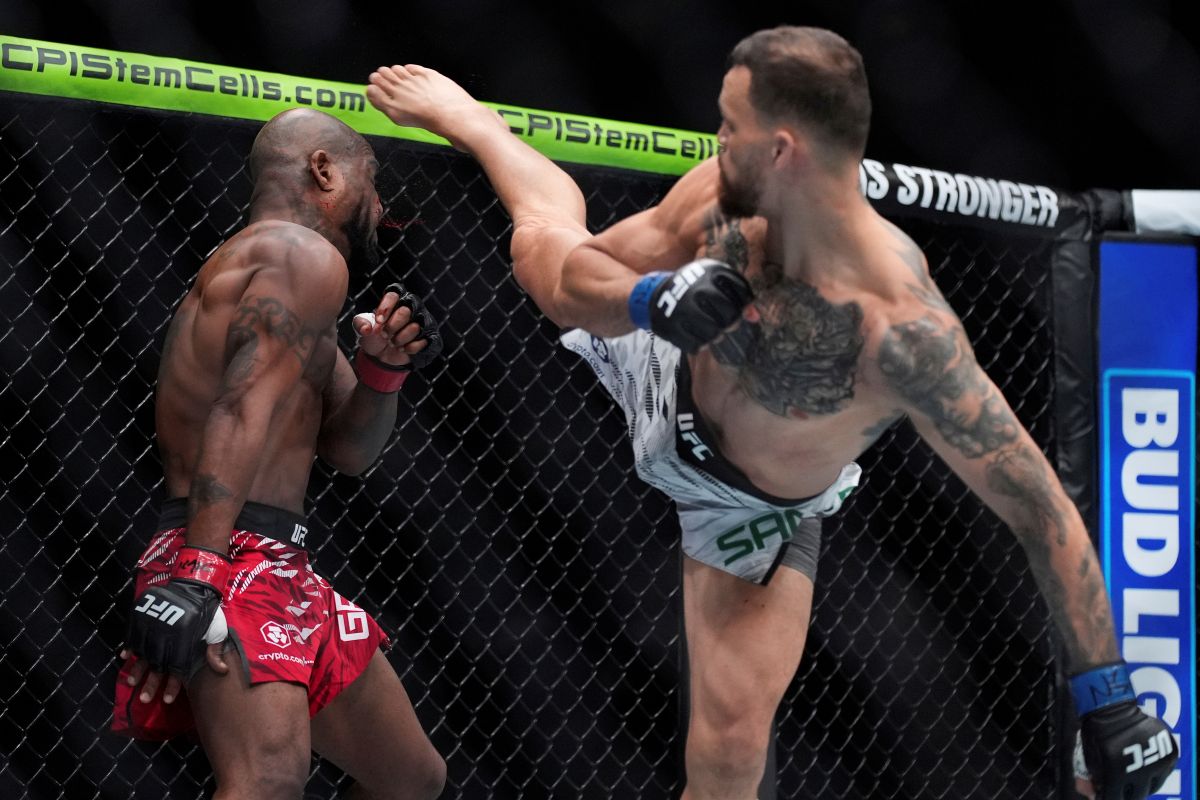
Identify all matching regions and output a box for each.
[884,308,1118,665]
[907,281,956,316]
[878,316,1017,455]
[986,446,1118,665]
[878,317,1019,458]
[987,447,1068,546]
[227,296,318,370]
[188,473,233,519]
[883,221,958,316]
[224,329,258,389]
[861,412,903,443]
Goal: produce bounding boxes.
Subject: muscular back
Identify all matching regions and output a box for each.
[155,221,346,514]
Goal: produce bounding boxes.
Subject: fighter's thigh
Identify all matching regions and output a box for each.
[310,650,445,798]
[189,647,312,794]
[682,557,814,726]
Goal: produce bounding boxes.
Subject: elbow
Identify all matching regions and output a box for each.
[321,456,372,478]
[328,458,368,478]
[316,440,379,477]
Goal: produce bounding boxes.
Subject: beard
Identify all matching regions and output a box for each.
[346,206,382,272]
[717,163,761,219]
[348,228,381,272]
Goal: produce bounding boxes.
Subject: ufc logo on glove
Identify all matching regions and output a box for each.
[134,593,186,626]
[1124,729,1176,773]
[655,261,708,318]
[628,259,753,354]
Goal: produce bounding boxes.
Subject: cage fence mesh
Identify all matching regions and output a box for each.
[1,94,1064,799]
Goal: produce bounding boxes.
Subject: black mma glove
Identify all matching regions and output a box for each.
[354,283,444,392]
[627,259,753,353]
[1072,662,1178,800]
[382,282,443,370]
[126,545,230,677]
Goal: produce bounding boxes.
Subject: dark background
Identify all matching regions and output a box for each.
[1,2,1173,798]
[2,0,1198,192]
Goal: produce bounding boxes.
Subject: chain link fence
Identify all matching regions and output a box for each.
[2,94,1067,799]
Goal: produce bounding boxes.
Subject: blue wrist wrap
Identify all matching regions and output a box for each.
[628,272,672,330]
[1071,662,1136,716]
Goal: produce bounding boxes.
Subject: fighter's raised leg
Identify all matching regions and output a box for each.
[366,64,588,326]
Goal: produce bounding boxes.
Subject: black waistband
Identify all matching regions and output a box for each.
[158,498,313,548]
[675,358,818,507]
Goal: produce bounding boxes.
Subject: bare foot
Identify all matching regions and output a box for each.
[366,65,508,151]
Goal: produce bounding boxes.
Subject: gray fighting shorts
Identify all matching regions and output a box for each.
[562,328,860,584]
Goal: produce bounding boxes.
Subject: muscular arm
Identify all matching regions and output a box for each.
[316,350,397,475]
[555,158,720,334]
[186,239,347,553]
[878,296,1119,672]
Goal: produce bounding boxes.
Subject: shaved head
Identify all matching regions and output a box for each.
[248,108,382,273]
[249,108,371,184]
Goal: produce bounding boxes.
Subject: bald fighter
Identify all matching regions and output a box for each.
[113,108,446,800]
[367,26,1176,800]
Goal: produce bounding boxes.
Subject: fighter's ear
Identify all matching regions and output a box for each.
[771,128,803,169]
[309,149,339,192]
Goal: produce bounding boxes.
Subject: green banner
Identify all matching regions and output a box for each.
[0,35,714,176]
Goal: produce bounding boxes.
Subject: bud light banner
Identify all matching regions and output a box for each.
[1098,238,1197,800]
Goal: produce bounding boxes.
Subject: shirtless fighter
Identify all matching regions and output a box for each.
[367,26,1177,800]
[113,108,446,800]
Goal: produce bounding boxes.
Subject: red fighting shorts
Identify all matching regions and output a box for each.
[113,499,390,740]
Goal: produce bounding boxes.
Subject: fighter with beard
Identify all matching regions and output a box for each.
[367,26,1176,800]
[113,108,446,800]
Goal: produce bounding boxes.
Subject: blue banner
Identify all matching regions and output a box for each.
[1098,239,1197,800]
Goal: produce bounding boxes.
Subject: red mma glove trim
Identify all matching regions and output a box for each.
[170,545,232,593]
[354,350,410,393]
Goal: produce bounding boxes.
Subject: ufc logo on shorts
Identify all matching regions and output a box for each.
[655,262,707,318]
[335,594,370,642]
[677,413,712,461]
[134,593,185,626]
[1123,729,1174,773]
[290,523,307,547]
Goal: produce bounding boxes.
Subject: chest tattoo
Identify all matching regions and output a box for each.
[704,211,752,272]
[702,213,864,416]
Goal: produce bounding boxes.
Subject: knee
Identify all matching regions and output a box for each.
[685,694,777,796]
[367,745,446,800]
[687,712,773,787]
[213,734,310,800]
[415,747,447,799]
[215,768,307,800]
